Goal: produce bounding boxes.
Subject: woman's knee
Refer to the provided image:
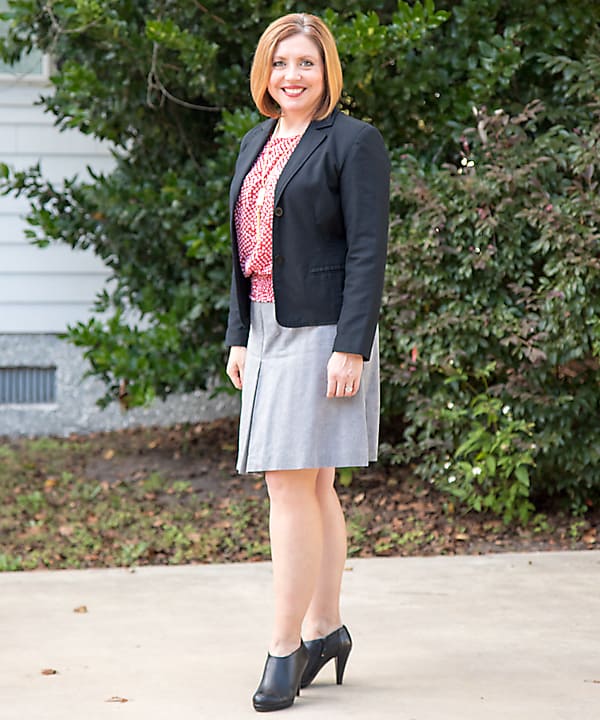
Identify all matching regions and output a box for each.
[315,467,336,499]
[265,468,319,502]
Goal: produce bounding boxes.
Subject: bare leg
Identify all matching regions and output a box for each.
[302,467,347,640]
[265,468,322,657]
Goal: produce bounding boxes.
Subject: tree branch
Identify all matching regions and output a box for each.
[146,42,222,113]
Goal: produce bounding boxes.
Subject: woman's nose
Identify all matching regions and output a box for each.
[284,63,301,80]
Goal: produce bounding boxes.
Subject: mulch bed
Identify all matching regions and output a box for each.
[79,416,600,557]
[1,416,597,571]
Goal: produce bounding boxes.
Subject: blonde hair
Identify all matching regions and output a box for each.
[250,13,343,120]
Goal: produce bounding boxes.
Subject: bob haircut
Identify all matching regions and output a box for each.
[250,13,343,120]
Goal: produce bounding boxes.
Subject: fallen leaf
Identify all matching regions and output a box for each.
[44,477,58,490]
[41,668,58,675]
[455,533,469,541]
[73,605,88,614]
[103,448,115,461]
[58,525,74,537]
[354,492,365,505]
[396,503,415,511]
[22,525,43,538]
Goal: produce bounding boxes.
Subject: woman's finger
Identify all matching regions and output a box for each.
[327,351,364,398]
[226,364,242,389]
[335,380,347,397]
[226,347,246,390]
[326,373,337,398]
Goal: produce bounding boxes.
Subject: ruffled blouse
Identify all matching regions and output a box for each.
[234,133,302,302]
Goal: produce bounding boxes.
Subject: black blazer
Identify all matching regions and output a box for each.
[225,108,390,360]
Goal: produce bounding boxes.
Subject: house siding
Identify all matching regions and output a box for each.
[0,82,237,435]
[0,84,111,334]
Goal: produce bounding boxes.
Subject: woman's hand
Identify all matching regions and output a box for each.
[226,346,247,390]
[326,351,363,398]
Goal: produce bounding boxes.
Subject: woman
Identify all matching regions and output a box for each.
[225,13,390,713]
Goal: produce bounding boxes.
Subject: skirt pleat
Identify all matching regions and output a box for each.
[236,302,380,473]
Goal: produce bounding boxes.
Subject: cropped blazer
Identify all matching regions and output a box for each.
[225,108,390,360]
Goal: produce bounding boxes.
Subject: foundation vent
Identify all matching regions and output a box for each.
[0,366,57,404]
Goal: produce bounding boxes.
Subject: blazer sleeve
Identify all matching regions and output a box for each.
[333,124,390,360]
[225,134,252,348]
[225,266,250,348]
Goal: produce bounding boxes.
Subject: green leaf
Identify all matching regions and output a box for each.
[515,465,530,487]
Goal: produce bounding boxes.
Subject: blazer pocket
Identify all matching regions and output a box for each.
[309,264,345,274]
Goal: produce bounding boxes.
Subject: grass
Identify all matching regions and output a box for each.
[1,420,597,571]
[0,437,270,570]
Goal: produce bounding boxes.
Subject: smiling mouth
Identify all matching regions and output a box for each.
[282,87,305,97]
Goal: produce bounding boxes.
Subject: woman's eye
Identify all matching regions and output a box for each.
[273,60,285,68]
[301,60,314,67]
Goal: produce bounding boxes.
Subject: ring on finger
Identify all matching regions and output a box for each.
[344,384,353,393]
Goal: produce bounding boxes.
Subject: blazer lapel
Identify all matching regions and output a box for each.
[230,110,338,210]
[274,112,336,205]
[229,119,277,211]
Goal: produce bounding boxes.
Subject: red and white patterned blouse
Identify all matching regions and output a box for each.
[234,133,302,302]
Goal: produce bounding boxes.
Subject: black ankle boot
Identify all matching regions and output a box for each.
[300,625,352,688]
[252,643,309,712]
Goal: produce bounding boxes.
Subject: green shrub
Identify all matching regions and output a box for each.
[381,62,600,516]
[1,1,599,517]
[0,0,448,407]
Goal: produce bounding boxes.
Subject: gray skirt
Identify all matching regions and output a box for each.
[237,301,380,473]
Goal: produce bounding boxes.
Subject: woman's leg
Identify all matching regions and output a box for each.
[302,467,347,640]
[265,467,322,657]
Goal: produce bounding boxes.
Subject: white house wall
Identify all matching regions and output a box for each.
[0,83,112,334]
[0,81,238,435]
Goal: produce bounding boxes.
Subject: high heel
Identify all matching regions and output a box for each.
[300,625,352,689]
[252,643,309,712]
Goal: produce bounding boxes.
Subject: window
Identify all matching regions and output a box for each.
[0,0,49,81]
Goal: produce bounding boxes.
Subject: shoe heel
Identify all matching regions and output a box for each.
[335,644,351,685]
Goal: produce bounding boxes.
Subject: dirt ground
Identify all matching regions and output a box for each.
[77,416,598,558]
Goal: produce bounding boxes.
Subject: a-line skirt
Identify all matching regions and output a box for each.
[236,301,380,473]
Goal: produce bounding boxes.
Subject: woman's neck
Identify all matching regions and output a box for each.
[275,114,313,138]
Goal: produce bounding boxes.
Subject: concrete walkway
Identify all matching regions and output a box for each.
[1,551,599,720]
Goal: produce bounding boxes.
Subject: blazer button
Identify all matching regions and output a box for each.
[274,206,283,217]
[274,254,284,265]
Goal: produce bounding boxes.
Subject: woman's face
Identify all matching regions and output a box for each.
[268,33,325,120]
